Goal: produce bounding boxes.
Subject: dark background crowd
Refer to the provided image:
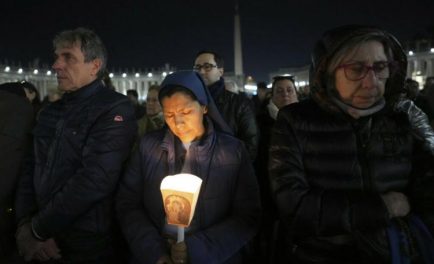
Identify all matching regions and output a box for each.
[1,25,434,264]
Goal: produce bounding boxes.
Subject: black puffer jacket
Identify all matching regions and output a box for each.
[15,79,137,241]
[269,26,434,263]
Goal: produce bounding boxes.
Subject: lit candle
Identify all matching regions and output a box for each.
[160,173,202,242]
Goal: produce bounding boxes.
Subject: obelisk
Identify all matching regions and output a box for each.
[234,1,244,88]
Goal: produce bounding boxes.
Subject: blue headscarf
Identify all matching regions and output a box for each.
[159,71,233,135]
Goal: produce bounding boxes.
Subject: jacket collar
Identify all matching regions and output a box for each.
[207,77,225,100]
[61,79,103,104]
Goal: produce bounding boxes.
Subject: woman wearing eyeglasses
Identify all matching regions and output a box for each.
[269,25,434,263]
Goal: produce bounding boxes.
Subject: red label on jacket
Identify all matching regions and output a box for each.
[114,115,124,122]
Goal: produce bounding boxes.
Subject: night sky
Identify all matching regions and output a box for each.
[1,0,433,81]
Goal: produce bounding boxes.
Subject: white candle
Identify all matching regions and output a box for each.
[177,226,185,242]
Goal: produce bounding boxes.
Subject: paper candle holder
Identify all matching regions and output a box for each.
[160,173,202,227]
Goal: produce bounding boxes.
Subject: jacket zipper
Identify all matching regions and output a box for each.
[355,118,372,191]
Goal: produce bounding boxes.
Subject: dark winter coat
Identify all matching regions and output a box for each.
[209,78,258,161]
[15,79,137,250]
[116,120,261,264]
[254,100,277,214]
[0,90,33,257]
[269,26,434,263]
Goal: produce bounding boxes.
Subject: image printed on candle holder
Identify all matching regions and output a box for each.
[164,194,191,226]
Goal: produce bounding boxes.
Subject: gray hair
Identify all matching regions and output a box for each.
[53,27,107,78]
[327,33,394,75]
[325,33,395,94]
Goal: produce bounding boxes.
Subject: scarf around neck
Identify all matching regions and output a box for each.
[267,100,280,120]
[331,97,386,119]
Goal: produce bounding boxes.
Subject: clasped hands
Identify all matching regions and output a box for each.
[157,239,188,264]
[16,222,61,262]
[381,191,411,219]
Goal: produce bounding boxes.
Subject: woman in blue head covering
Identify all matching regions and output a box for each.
[116,71,261,264]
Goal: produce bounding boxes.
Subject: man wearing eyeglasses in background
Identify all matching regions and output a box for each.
[193,50,258,161]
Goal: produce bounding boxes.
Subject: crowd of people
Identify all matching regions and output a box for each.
[1,25,434,264]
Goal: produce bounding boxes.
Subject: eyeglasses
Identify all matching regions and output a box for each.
[337,61,395,81]
[193,63,218,72]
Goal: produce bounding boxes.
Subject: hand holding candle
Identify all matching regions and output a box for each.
[160,173,202,242]
[171,241,188,264]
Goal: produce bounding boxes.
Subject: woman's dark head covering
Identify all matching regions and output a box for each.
[309,25,407,111]
[159,71,233,135]
[20,81,38,93]
[0,82,27,98]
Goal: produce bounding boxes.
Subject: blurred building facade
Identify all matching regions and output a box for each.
[404,36,434,85]
[0,62,176,102]
[2,35,433,98]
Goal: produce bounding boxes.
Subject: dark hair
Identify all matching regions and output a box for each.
[159,85,198,104]
[53,27,107,78]
[0,82,27,98]
[271,76,297,95]
[195,50,224,68]
[20,81,41,105]
[404,78,420,100]
[101,70,115,90]
[126,89,138,99]
[272,76,295,91]
[257,81,267,90]
[20,80,37,93]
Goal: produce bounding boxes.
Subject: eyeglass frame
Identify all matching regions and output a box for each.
[193,63,219,72]
[336,61,397,81]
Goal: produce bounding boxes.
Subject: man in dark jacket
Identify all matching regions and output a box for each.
[0,83,34,261]
[15,27,137,263]
[193,51,258,161]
